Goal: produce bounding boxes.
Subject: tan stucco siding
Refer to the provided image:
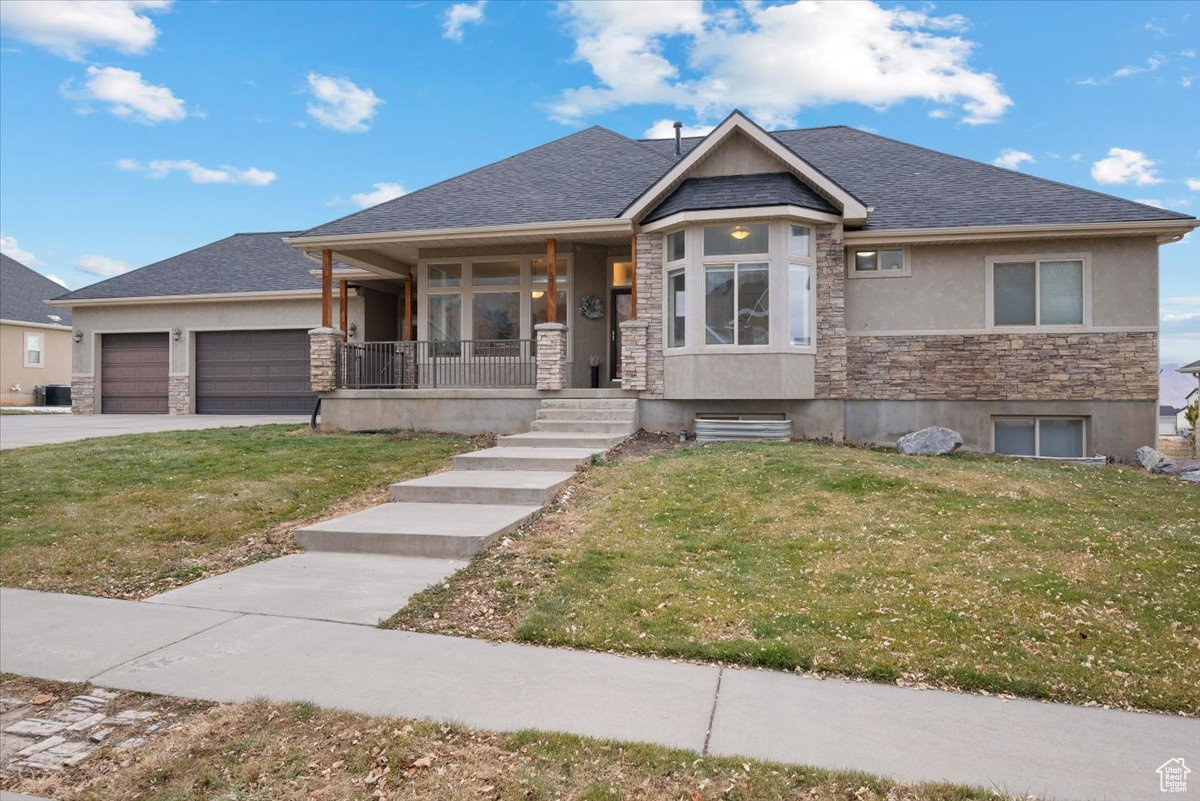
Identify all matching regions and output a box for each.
[690,130,788,178]
[0,322,72,404]
[69,296,362,375]
[845,236,1159,332]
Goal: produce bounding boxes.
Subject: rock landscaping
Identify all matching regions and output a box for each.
[895,426,963,455]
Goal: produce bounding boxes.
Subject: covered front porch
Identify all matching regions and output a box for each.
[293,223,646,395]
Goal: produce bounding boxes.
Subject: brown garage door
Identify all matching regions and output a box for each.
[101,333,169,414]
[195,329,314,414]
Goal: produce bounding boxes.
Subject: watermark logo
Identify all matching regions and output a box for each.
[1158,758,1191,793]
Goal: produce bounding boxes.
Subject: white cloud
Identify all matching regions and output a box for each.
[304,73,383,133]
[1165,296,1200,307]
[443,1,486,42]
[1091,147,1164,185]
[0,0,170,61]
[118,158,277,185]
[44,274,69,288]
[351,182,406,208]
[1144,19,1168,37]
[1113,56,1166,79]
[0,233,40,265]
[550,0,1012,128]
[64,65,186,124]
[993,149,1034,170]
[1134,198,1165,208]
[643,119,714,138]
[1162,311,1200,323]
[76,254,132,277]
[1186,178,1200,191]
[1183,49,1197,59]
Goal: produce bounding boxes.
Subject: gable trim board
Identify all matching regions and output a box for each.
[0,318,71,332]
[284,218,634,249]
[50,289,327,308]
[622,111,871,225]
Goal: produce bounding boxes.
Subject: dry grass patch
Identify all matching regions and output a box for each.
[0,425,475,598]
[2,677,1006,801]
[388,441,1200,714]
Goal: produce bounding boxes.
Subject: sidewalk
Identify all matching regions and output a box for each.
[1,586,1196,801]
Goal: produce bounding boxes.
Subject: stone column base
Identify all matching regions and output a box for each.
[71,375,95,415]
[169,375,190,415]
[309,327,344,393]
[619,320,649,392]
[535,322,568,390]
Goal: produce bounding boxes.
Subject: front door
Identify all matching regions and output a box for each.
[610,288,632,381]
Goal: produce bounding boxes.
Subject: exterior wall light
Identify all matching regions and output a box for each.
[348,322,358,338]
[73,330,83,344]
[172,327,182,341]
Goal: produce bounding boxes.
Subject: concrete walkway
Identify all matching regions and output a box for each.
[1,586,1195,801]
[0,413,310,450]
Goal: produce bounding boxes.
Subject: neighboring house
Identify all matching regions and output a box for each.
[1180,359,1200,392]
[50,232,380,415]
[1159,405,1181,436]
[1180,387,1199,434]
[0,253,72,405]
[279,111,1195,461]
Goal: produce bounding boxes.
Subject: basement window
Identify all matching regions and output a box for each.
[993,417,1085,458]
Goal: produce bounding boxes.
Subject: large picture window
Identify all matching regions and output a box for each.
[705,262,769,345]
[992,257,1085,326]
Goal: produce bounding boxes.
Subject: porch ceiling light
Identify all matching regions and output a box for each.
[730,226,751,240]
[531,290,545,299]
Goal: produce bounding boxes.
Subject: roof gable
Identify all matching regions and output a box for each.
[55,232,324,303]
[0,253,71,326]
[623,111,869,225]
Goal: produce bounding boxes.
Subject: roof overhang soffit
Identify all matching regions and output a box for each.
[623,111,870,226]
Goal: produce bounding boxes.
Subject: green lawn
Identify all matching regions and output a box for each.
[389,441,1200,714]
[0,425,469,597]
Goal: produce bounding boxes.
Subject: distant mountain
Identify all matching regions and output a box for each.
[1159,364,1197,410]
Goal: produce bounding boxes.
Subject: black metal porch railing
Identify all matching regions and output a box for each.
[336,339,537,389]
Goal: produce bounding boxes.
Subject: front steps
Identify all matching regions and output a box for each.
[293,396,638,558]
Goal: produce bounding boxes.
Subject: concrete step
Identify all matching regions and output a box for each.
[453,446,604,471]
[536,408,636,422]
[539,398,638,410]
[390,470,574,504]
[295,502,541,558]
[531,419,637,434]
[497,431,628,449]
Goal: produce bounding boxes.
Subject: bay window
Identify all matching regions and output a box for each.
[667,268,686,348]
[991,256,1086,327]
[788,263,812,347]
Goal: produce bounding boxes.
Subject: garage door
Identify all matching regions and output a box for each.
[101,333,169,414]
[195,329,314,414]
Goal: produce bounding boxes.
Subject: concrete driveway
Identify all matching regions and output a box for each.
[0,413,309,450]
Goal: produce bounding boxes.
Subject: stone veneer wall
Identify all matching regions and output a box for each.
[633,232,665,399]
[309,327,342,393]
[71,375,95,414]
[534,323,567,390]
[168,375,189,414]
[847,331,1158,401]
[814,224,848,399]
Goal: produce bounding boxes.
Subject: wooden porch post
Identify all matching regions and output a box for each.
[404,273,414,340]
[321,249,333,328]
[338,279,348,340]
[546,237,558,324]
[629,234,638,320]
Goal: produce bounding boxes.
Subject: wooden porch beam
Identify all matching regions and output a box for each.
[404,273,414,341]
[321,249,333,328]
[546,237,558,324]
[629,234,638,321]
[339,279,348,340]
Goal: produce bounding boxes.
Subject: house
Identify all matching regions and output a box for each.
[1180,387,1199,434]
[1159,404,1182,436]
[276,111,1195,461]
[0,253,72,405]
[50,232,382,414]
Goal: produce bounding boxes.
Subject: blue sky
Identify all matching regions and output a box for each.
[1,0,1198,361]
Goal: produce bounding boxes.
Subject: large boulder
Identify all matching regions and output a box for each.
[1155,458,1200,476]
[1134,446,1168,470]
[896,426,963,456]
[1179,470,1200,484]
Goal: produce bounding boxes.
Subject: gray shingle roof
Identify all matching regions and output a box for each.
[1160,405,1180,416]
[0,253,71,326]
[644,172,838,222]
[55,232,323,302]
[300,126,677,238]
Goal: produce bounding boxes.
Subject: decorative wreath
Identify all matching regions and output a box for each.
[580,294,604,320]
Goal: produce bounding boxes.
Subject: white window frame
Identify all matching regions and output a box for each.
[418,254,573,348]
[848,245,910,279]
[661,219,818,355]
[991,416,1088,458]
[985,252,1092,330]
[23,332,44,368]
